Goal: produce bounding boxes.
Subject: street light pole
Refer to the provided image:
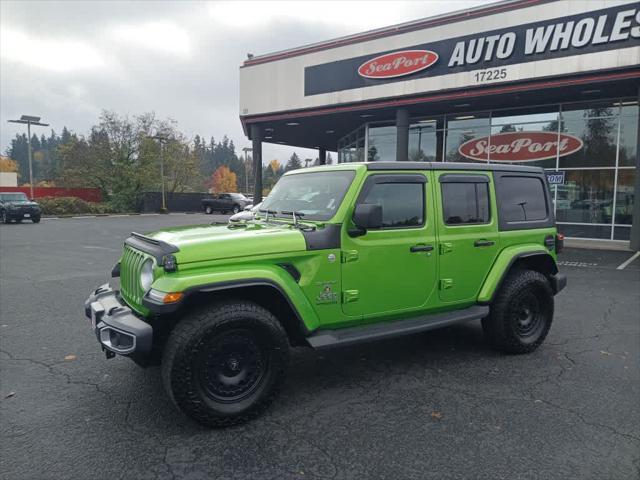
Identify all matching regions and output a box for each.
[147,134,169,212]
[7,115,49,198]
[242,147,253,195]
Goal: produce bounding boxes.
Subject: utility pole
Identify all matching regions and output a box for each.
[7,115,49,198]
[147,134,169,212]
[242,147,253,195]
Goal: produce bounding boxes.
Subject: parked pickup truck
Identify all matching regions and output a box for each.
[86,162,566,427]
[0,192,41,223]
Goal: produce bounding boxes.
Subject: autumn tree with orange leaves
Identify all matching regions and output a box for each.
[210,165,237,193]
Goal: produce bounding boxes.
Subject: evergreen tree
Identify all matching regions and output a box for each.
[285,152,302,171]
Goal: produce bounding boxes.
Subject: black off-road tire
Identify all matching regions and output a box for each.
[1,211,9,224]
[482,269,554,354]
[204,205,213,214]
[161,300,290,427]
[232,204,241,214]
[32,216,41,223]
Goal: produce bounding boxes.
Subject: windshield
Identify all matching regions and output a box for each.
[230,193,247,200]
[0,193,28,202]
[260,170,355,221]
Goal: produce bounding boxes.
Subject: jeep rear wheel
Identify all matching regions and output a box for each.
[482,269,553,354]
[204,205,213,214]
[161,301,289,427]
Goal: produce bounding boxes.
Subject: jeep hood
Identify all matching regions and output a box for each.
[143,222,307,264]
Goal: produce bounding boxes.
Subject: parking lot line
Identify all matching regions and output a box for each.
[616,251,640,270]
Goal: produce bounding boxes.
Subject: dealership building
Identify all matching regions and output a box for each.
[239,0,640,249]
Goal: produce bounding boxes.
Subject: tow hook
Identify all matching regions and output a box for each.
[102,346,116,359]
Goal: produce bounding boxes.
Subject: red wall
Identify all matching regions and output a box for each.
[0,187,103,202]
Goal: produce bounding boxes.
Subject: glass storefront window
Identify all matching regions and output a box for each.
[338,126,365,163]
[368,125,396,161]
[445,125,491,162]
[409,120,438,161]
[350,97,637,242]
[491,110,558,127]
[561,100,619,119]
[445,113,490,162]
[619,103,638,167]
[555,170,615,224]
[560,115,618,168]
[489,121,559,168]
[615,169,635,226]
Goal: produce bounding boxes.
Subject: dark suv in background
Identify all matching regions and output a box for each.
[0,192,41,223]
[202,193,249,214]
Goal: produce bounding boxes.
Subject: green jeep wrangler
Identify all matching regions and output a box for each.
[85,162,566,427]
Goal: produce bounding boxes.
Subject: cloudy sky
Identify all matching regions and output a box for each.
[1,0,490,164]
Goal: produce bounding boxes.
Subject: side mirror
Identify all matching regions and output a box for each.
[350,203,382,237]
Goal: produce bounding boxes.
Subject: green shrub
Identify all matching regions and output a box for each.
[37,197,118,216]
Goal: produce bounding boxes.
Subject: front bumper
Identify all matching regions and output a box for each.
[84,284,152,359]
[7,208,40,219]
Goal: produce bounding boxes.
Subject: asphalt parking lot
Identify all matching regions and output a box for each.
[1,214,639,480]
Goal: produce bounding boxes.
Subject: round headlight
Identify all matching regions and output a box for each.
[140,258,154,292]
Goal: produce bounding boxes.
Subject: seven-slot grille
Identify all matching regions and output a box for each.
[120,245,149,308]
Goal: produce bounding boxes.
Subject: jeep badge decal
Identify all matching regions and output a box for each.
[458,131,584,162]
[357,50,439,79]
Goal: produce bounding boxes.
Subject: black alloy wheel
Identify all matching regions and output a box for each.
[197,329,267,403]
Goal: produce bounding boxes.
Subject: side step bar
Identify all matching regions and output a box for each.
[307,305,489,349]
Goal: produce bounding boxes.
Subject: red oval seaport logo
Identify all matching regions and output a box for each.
[458,131,584,162]
[357,50,439,79]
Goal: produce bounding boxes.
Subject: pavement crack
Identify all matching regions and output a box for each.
[0,348,117,401]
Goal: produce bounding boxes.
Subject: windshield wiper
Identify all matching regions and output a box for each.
[280,210,316,231]
[257,208,278,221]
[280,210,304,226]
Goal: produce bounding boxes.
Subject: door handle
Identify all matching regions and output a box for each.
[474,240,495,247]
[410,245,434,253]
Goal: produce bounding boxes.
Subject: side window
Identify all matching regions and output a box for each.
[441,179,490,225]
[361,182,424,228]
[499,176,548,222]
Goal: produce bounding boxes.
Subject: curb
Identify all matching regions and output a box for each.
[43,212,205,220]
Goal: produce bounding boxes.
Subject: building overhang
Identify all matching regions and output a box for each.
[240,68,640,150]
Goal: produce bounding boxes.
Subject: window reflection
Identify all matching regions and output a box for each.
[555,170,615,224]
[367,125,396,162]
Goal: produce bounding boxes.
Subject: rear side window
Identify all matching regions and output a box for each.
[361,182,424,228]
[499,176,548,222]
[494,173,554,231]
[441,180,490,225]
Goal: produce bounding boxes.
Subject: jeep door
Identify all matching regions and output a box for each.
[434,172,500,304]
[341,172,438,318]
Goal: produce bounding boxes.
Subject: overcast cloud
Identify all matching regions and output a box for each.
[1,0,490,164]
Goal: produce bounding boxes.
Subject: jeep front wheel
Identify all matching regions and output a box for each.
[161,301,290,427]
[482,269,553,354]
